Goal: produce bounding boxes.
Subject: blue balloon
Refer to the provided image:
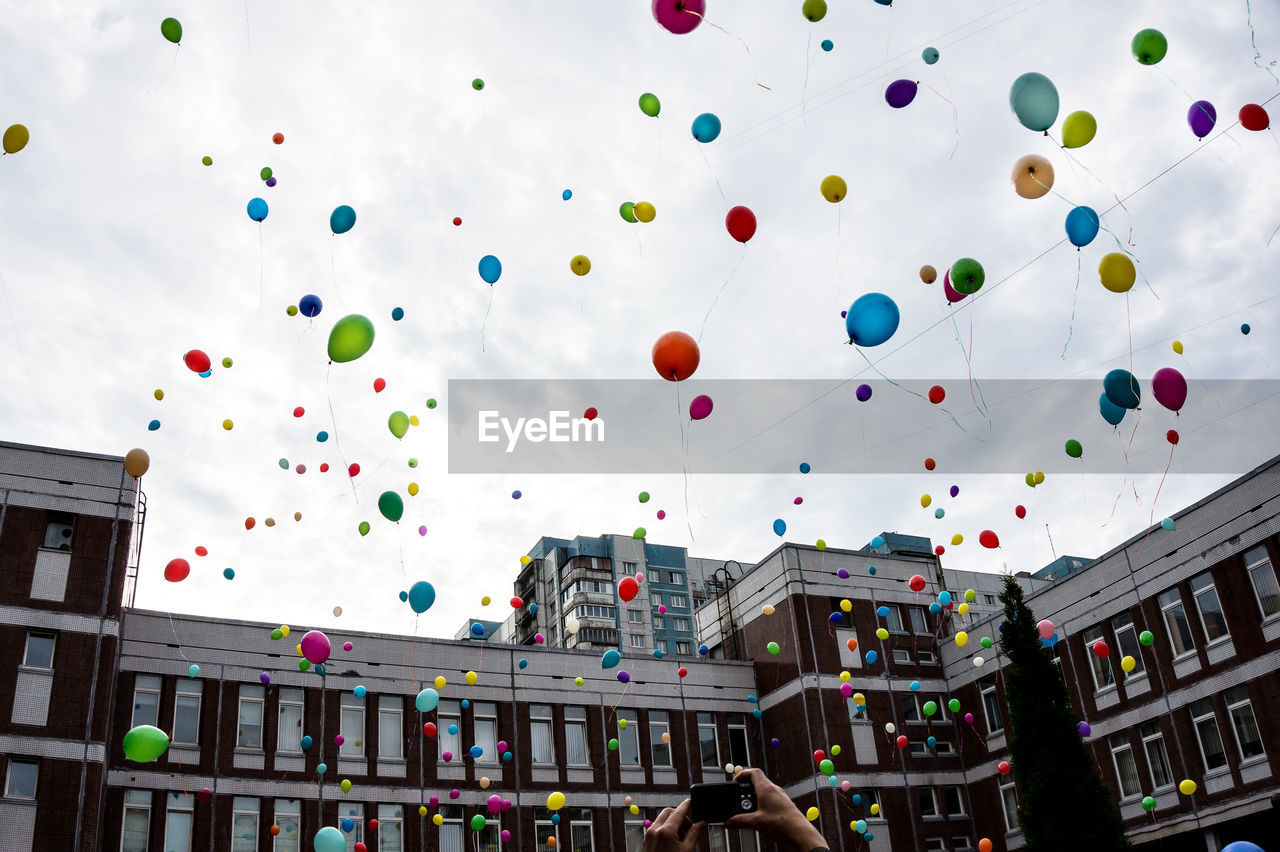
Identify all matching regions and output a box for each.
[868,566,877,576]
[601,649,621,669]
[315,664,326,677]
[747,695,757,703]
[246,197,269,222]
[317,431,329,442]
[864,833,874,842]
[821,39,834,51]
[222,568,235,580]
[922,47,939,64]
[1099,392,1126,426]
[503,751,513,761]
[478,255,502,284]
[529,602,538,614]
[691,112,722,143]
[330,205,357,235]
[148,419,161,431]
[1242,323,1251,335]
[354,686,367,698]
[1009,72,1060,132]
[927,735,937,747]
[938,591,952,606]
[909,681,920,691]
[551,814,560,825]
[773,518,787,536]
[799,462,811,473]
[316,762,327,774]
[845,293,900,347]
[315,827,345,852]
[398,590,409,602]
[877,605,889,617]
[518,658,528,669]
[652,648,663,659]
[698,644,710,655]
[1065,206,1100,248]
[341,818,355,833]
[300,735,313,749]
[469,745,483,759]
[188,664,200,678]
[1161,517,1176,531]
[199,370,211,378]
[448,724,458,735]
[1103,368,1141,410]
[1221,843,1265,852]
[299,294,323,318]
[471,622,486,637]
[865,650,878,664]
[408,580,436,614]
[391,307,404,321]
[829,612,843,623]
[870,537,884,549]
[929,602,942,614]
[852,795,862,805]
[752,708,762,718]
[562,189,573,200]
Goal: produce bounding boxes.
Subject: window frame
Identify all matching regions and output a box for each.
[670,571,684,585]
[4,757,38,799]
[377,803,404,852]
[131,674,162,730]
[569,808,594,852]
[378,697,404,761]
[474,701,498,764]
[917,649,938,665]
[1108,732,1141,799]
[565,706,589,766]
[979,676,1003,733]
[1189,698,1228,773]
[277,688,304,753]
[882,604,905,633]
[908,605,929,635]
[121,789,151,852]
[1157,587,1196,658]
[669,593,689,609]
[236,685,265,750]
[1245,545,1280,619]
[340,692,366,757]
[172,680,203,746]
[650,592,663,606]
[1224,686,1266,762]
[998,775,1018,832]
[338,802,363,847]
[1110,613,1146,676]
[627,609,643,624]
[1082,625,1115,691]
[616,709,640,767]
[22,631,56,670]
[675,641,692,655]
[891,648,913,664]
[42,511,74,551]
[1190,571,1230,644]
[727,713,749,768]
[531,704,555,765]
[916,786,939,818]
[629,633,646,648]
[438,699,461,763]
[231,796,259,852]
[697,712,720,768]
[164,793,194,852]
[649,710,672,767]
[1139,721,1173,790]
[273,798,301,852]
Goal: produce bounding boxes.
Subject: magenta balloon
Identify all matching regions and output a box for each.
[689,394,714,420]
[942,269,967,304]
[884,79,918,109]
[300,630,331,665]
[652,0,705,34]
[1151,367,1188,412]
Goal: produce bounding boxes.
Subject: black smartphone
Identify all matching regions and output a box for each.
[690,780,758,824]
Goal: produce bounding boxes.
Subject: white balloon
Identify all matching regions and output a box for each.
[565,616,580,635]
[973,656,985,667]
[884,723,896,734]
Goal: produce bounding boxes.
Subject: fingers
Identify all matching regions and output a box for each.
[681,817,706,851]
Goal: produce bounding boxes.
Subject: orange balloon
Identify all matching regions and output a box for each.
[547,838,557,849]
[846,637,858,652]
[651,331,700,381]
[919,265,937,284]
[978,840,992,852]
[272,132,284,144]
[245,517,256,530]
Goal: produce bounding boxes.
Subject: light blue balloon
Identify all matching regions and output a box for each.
[772,518,787,536]
[330,205,356,235]
[316,762,327,774]
[247,197,269,222]
[1010,72,1060,132]
[876,605,889,617]
[752,708,762,718]
[1103,368,1141,410]
[601,649,621,669]
[408,581,436,614]
[691,112,722,143]
[188,664,200,678]
[922,47,939,64]
[855,819,867,832]
[300,735,313,749]
[314,826,346,852]
[448,724,458,735]
[415,688,439,713]
[909,681,921,691]
[652,648,663,659]
[478,255,502,284]
[353,686,367,698]
[828,776,839,786]
[939,591,952,606]
[845,293,900,347]
[935,507,945,519]
[1099,392,1126,426]
[562,189,572,200]
[1065,206,1100,248]
[461,699,470,709]
[870,537,884,548]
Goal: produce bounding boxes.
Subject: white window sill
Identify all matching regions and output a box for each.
[985,730,1005,739]
[0,797,37,806]
[377,757,407,765]
[1118,794,1141,804]
[234,747,265,754]
[1171,650,1197,662]
[1261,612,1280,625]
[277,749,304,756]
[1150,784,1175,795]
[17,666,53,675]
[170,743,199,750]
[1240,755,1268,768]
[1203,766,1231,779]
[1205,636,1232,648]
[1093,685,1117,697]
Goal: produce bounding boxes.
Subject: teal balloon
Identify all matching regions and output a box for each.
[1065,206,1100,248]
[602,649,621,669]
[934,507,944,519]
[1009,72,1060,132]
[330,205,356,235]
[416,687,440,713]
[478,255,502,284]
[123,725,170,762]
[691,113,722,143]
[314,826,346,852]
[378,490,404,522]
[821,39,834,52]
[1161,518,1175,531]
[1099,393,1126,426]
[922,47,939,64]
[1103,369,1141,410]
[246,197,269,222]
[845,293,900,347]
[408,580,436,613]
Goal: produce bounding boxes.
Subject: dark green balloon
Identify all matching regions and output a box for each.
[638,93,661,117]
[1065,439,1083,459]
[1131,29,1167,65]
[472,78,485,91]
[260,166,272,180]
[160,17,182,44]
[802,0,828,22]
[950,258,985,295]
[378,490,405,523]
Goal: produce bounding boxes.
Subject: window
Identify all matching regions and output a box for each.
[1158,588,1195,657]
[474,702,497,763]
[1140,721,1173,789]
[173,680,202,746]
[237,685,264,749]
[121,790,151,852]
[621,561,639,576]
[165,793,194,852]
[1190,571,1229,642]
[42,511,74,550]
[917,786,938,818]
[575,604,617,620]
[277,688,304,752]
[22,631,55,670]
[926,840,947,852]
[565,707,588,765]
[670,594,689,608]
[132,675,161,729]
[570,808,594,852]
[616,710,639,766]
[439,700,461,761]
[670,571,684,585]
[675,641,692,655]
[655,640,667,654]
[900,694,920,723]
[737,828,759,852]
[1082,625,1114,690]
[628,609,643,624]
[231,797,258,852]
[979,676,1002,733]
[378,804,403,852]
[728,713,749,767]
[1245,546,1280,618]
[1111,613,1146,676]
[909,740,929,756]
[882,605,905,633]
[707,826,728,852]
[698,713,720,767]
[339,803,363,848]
[917,650,938,665]
[924,693,947,722]
[943,786,965,816]
[908,606,929,634]
[1225,686,1265,761]
[998,776,1018,832]
[672,617,691,632]
[650,710,672,767]
[1108,733,1140,798]
[527,704,554,764]
[624,820,646,852]
[861,789,882,818]
[629,634,646,648]
[440,806,465,852]
[954,837,975,852]
[984,594,996,606]
[1190,698,1227,771]
[4,757,37,798]
[650,592,663,606]
[379,698,403,760]
[892,648,912,664]
[274,800,301,852]
[341,692,365,757]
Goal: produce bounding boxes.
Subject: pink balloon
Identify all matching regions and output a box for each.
[487,795,502,814]
[335,734,345,746]
[1151,367,1187,413]
[300,630,331,665]
[501,830,511,842]
[943,269,967,304]
[1037,619,1054,640]
[689,394,714,420]
[652,0,705,34]
[840,682,853,697]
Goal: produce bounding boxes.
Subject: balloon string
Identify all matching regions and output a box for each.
[243,0,251,52]
[947,312,986,420]
[480,285,494,353]
[1245,0,1280,85]
[699,243,747,342]
[852,348,980,441]
[258,224,265,311]
[697,145,728,206]
[1047,132,1136,247]
[1155,65,1197,104]
[167,610,191,668]
[834,205,843,301]
[146,44,181,95]
[802,31,813,126]
[923,84,960,160]
[682,11,771,91]
[1134,444,1178,555]
[967,315,990,420]
[1061,252,1081,359]
[325,362,359,503]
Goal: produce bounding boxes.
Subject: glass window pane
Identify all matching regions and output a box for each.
[566,721,587,765]
[173,696,200,745]
[6,760,37,798]
[698,715,719,767]
[475,718,497,763]
[341,708,364,756]
[531,720,553,763]
[122,806,150,852]
[379,711,403,759]
[1195,584,1229,641]
[133,690,160,729]
[916,788,936,816]
[278,702,303,751]
[1247,548,1280,617]
[24,634,55,669]
[164,811,192,852]
[1162,601,1195,656]
[1231,704,1265,759]
[1144,736,1173,788]
[728,728,749,767]
[232,813,257,852]
[618,714,639,766]
[238,700,263,748]
[571,822,593,852]
[1196,717,1227,770]
[708,827,728,852]
[624,824,645,852]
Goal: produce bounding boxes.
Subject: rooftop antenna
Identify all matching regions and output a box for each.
[1045,524,1058,561]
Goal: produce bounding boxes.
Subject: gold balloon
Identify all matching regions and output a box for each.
[124,448,151,478]
[265,517,276,527]
[3,124,30,154]
[1172,340,1184,354]
[820,174,847,203]
[634,202,656,223]
[1011,154,1054,199]
[153,388,164,400]
[570,255,592,276]
[919,265,937,284]
[333,606,343,617]
[479,776,491,788]
[921,494,932,508]
[1098,252,1136,293]
[294,512,303,521]
[408,482,419,496]
[762,604,775,616]
[661,732,671,743]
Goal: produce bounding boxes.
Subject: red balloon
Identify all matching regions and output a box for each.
[896,735,908,749]
[813,749,825,763]
[1240,103,1270,132]
[368,820,378,832]
[452,217,462,226]
[909,574,927,592]
[319,463,329,472]
[942,269,967,304]
[934,545,945,555]
[997,760,1011,775]
[1092,641,1109,658]
[183,349,211,373]
[194,545,208,557]
[725,206,758,243]
[924,457,936,470]
[618,576,640,602]
[1015,504,1026,519]
[510,596,524,609]
[272,132,285,144]
[348,463,361,477]
[244,517,256,530]
[651,331,700,381]
[584,407,598,420]
[164,557,191,582]
[271,825,281,837]
[978,530,1000,549]
[355,844,368,852]
[677,666,688,678]
[424,722,437,737]
[373,378,386,393]
[293,406,305,418]
[928,385,946,404]
[1167,429,1180,445]
[196,787,213,803]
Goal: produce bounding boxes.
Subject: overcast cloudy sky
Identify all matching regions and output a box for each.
[2,1,1278,639]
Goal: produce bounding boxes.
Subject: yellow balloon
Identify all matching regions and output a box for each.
[921,494,932,508]
[435,676,446,689]
[839,671,850,682]
[618,718,628,730]
[465,670,478,685]
[481,596,491,606]
[956,631,969,647]
[1034,471,1045,484]
[958,602,969,615]
[1172,340,1184,354]
[840,599,852,612]
[1099,252,1136,293]
[281,625,290,637]
[815,539,826,550]
[419,806,428,817]
[1120,655,1136,673]
[830,744,841,756]
[154,388,164,400]
[951,533,963,546]
[1011,154,1054,199]
[547,792,566,811]
[629,804,639,815]
[806,807,819,822]
[852,692,865,705]
[820,174,847,203]
[3,124,30,154]
[124,448,151,478]
[876,628,889,640]
[574,676,583,686]
[1178,779,1197,796]
[870,803,880,816]
[433,814,444,826]
[408,482,419,496]
[762,604,775,616]
[634,201,656,223]
[520,555,532,565]
[296,644,303,655]
[570,255,592,276]
[409,415,420,426]
[1061,110,1097,148]
[222,419,234,430]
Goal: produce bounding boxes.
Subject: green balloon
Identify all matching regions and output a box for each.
[619,202,638,224]
[638,93,661,117]
[388,411,410,439]
[767,641,781,656]
[980,636,993,649]
[358,521,371,536]
[123,725,170,762]
[608,737,619,751]
[260,166,272,181]
[340,779,352,793]
[201,155,212,166]
[923,701,938,717]
[802,0,828,22]
[638,491,650,503]
[1065,439,1083,459]
[408,458,419,468]
[950,258,985,295]
[426,398,438,409]
[633,527,646,539]
[299,659,310,671]
[270,628,283,640]
[472,78,485,91]
[819,758,834,776]
[1141,795,1157,812]
[948,699,961,713]
[378,490,405,523]
[1131,29,1168,65]
[160,17,182,44]
[1139,630,1154,646]
[327,314,376,363]
[471,814,487,831]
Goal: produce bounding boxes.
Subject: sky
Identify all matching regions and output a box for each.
[1,0,1278,640]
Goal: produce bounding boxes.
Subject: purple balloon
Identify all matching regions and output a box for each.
[1188,100,1216,138]
[617,670,631,683]
[1077,721,1092,737]
[964,712,974,724]
[300,630,331,665]
[259,672,270,685]
[949,485,959,498]
[689,394,714,421]
[837,568,850,579]
[265,177,278,187]
[856,384,872,402]
[885,79,918,109]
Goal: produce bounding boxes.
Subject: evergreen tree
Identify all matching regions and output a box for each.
[997,574,1130,851]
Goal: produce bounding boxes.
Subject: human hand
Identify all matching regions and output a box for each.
[726,768,827,852]
[643,798,706,852]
